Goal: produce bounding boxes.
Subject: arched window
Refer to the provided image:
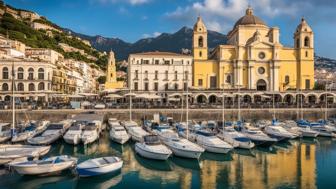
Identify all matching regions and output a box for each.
[296,39,300,48]
[2,83,8,91]
[199,51,202,57]
[17,67,24,79]
[305,51,308,57]
[198,36,204,47]
[285,75,290,84]
[17,83,24,91]
[38,68,44,80]
[28,83,35,91]
[28,68,34,80]
[2,67,8,79]
[38,82,45,91]
[226,75,232,84]
[304,37,310,47]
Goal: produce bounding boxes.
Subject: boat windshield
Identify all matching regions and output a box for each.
[144,135,160,145]
[69,125,81,130]
[48,124,64,130]
[235,137,250,142]
[115,127,125,132]
[84,125,96,131]
[196,130,216,137]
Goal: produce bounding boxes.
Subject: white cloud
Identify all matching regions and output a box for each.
[165,0,305,33]
[142,32,161,38]
[95,0,151,6]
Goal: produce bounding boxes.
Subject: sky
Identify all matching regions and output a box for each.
[4,0,336,59]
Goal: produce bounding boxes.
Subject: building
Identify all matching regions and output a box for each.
[128,51,192,91]
[25,48,63,64]
[105,51,124,90]
[0,57,55,102]
[192,6,314,92]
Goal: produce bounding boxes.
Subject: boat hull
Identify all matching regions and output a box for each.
[77,161,123,177]
[28,134,61,145]
[135,144,171,160]
[168,146,202,159]
[109,134,130,145]
[63,135,81,145]
[11,161,76,175]
[198,143,232,154]
[251,139,276,147]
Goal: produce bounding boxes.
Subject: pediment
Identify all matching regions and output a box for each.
[247,41,274,48]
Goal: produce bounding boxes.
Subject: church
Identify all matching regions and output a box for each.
[192,6,314,92]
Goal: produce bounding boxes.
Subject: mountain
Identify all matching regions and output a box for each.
[68,27,227,60]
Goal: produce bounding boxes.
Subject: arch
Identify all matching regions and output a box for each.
[285,75,290,84]
[28,68,34,80]
[253,95,262,103]
[28,83,35,91]
[256,79,267,91]
[283,94,295,104]
[226,74,232,84]
[307,94,317,104]
[2,83,8,91]
[273,94,282,103]
[242,95,252,103]
[38,68,44,80]
[17,83,24,91]
[304,37,310,47]
[4,95,10,101]
[198,36,204,47]
[208,95,217,104]
[196,94,207,104]
[296,38,300,48]
[17,67,24,79]
[38,82,45,91]
[2,67,9,79]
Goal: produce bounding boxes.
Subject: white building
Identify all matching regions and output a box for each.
[0,57,55,102]
[25,48,63,64]
[128,52,193,91]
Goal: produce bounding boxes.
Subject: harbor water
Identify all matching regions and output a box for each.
[1,132,336,189]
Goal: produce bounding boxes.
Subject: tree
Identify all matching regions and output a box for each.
[97,76,106,84]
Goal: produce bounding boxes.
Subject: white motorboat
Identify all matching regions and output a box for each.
[188,129,233,154]
[109,125,130,144]
[81,123,99,145]
[108,118,119,128]
[283,120,318,138]
[135,135,172,160]
[0,123,11,143]
[76,156,123,177]
[11,124,37,143]
[33,120,50,136]
[9,155,77,175]
[0,144,51,165]
[310,124,336,137]
[264,124,296,141]
[157,129,204,159]
[241,126,277,147]
[122,121,148,142]
[217,126,255,149]
[63,123,85,145]
[27,122,69,145]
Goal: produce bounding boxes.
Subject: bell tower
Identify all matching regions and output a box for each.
[193,16,208,60]
[106,50,117,83]
[294,17,314,90]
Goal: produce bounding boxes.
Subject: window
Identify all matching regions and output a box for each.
[143,60,149,64]
[2,83,8,91]
[17,83,24,91]
[226,75,232,84]
[144,83,149,91]
[258,52,265,59]
[198,36,204,47]
[154,83,158,91]
[258,67,265,74]
[304,37,310,47]
[174,71,178,80]
[198,79,203,86]
[135,70,138,79]
[305,51,308,57]
[144,71,148,80]
[165,70,168,80]
[184,71,189,80]
[305,79,310,89]
[28,68,34,80]
[2,67,8,79]
[28,83,35,91]
[17,67,24,79]
[296,38,300,48]
[38,68,44,80]
[285,75,290,84]
[38,82,45,90]
[184,82,188,90]
[134,82,138,91]
[174,83,178,90]
[199,51,202,57]
[210,76,217,89]
[164,60,170,65]
[165,83,168,90]
[154,60,159,65]
[154,71,158,80]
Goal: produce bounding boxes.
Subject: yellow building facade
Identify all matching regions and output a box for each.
[193,7,314,91]
[105,51,124,89]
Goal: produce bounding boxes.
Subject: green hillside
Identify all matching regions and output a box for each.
[0,12,107,69]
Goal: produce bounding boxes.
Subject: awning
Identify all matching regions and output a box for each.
[78,93,98,97]
[124,92,137,97]
[68,94,84,98]
[168,97,180,101]
[104,94,123,99]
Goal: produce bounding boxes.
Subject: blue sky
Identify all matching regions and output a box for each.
[4,0,336,59]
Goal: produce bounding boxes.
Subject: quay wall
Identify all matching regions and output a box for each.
[0,108,335,123]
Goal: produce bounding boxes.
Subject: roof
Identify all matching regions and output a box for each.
[131,51,191,57]
[234,7,267,28]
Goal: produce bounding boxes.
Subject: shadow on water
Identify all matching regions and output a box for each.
[234,148,256,157]
[254,146,278,154]
[15,174,76,189]
[109,142,126,154]
[170,156,202,170]
[201,152,234,162]
[76,170,123,189]
[134,152,173,171]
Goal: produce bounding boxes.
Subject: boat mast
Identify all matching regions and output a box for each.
[129,89,132,121]
[11,61,15,136]
[222,81,225,139]
[325,80,328,121]
[237,70,241,122]
[186,69,189,139]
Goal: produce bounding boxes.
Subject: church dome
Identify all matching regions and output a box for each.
[234,7,267,28]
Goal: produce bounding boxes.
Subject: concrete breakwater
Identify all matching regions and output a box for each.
[0,108,335,123]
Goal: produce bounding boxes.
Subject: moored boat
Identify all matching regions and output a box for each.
[122,121,148,142]
[109,122,130,144]
[76,156,123,177]
[81,123,99,145]
[135,135,172,160]
[63,122,85,145]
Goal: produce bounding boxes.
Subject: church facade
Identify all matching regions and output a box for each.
[192,7,314,92]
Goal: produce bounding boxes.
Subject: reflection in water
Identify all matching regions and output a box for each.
[0,133,323,189]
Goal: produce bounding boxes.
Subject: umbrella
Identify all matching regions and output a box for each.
[124,92,137,97]
[68,94,84,98]
[104,94,122,99]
